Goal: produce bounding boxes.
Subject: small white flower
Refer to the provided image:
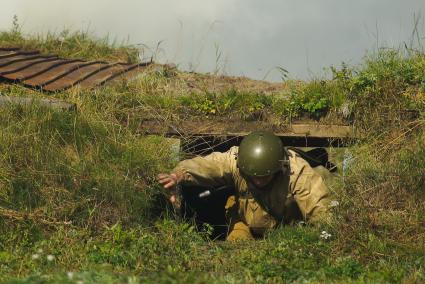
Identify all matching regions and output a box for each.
[67,272,74,280]
[320,230,332,240]
[46,254,55,261]
[37,248,43,254]
[329,200,340,208]
[31,254,40,260]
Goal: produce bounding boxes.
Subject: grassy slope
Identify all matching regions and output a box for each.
[0,27,425,283]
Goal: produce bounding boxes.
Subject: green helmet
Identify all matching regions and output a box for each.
[237,131,286,177]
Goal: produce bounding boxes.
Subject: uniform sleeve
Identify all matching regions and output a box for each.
[173,147,237,188]
[289,152,331,224]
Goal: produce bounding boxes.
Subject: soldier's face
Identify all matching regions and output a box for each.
[250,175,274,188]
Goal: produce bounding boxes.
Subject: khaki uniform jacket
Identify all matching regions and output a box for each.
[174,147,330,235]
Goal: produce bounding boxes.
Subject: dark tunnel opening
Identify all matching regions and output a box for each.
[176,134,352,239]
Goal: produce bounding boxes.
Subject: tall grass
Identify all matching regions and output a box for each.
[0,90,177,231]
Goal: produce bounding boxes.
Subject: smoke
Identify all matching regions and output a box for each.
[1,0,424,80]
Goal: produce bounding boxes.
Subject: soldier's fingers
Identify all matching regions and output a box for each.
[157,173,179,190]
[157,174,171,181]
[157,177,177,190]
[159,176,176,183]
[157,173,170,179]
[158,174,178,183]
[157,176,171,184]
[163,180,176,189]
[157,179,170,188]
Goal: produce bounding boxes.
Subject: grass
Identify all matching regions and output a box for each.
[0,23,425,283]
[2,221,423,283]
[0,97,174,226]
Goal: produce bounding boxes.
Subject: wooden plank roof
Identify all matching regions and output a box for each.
[138,120,357,147]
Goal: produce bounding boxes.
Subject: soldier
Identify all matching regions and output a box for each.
[157,131,331,241]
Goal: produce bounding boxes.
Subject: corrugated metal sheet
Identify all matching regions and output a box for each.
[0,48,152,91]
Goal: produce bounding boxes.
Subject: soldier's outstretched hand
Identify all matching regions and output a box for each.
[157,172,183,203]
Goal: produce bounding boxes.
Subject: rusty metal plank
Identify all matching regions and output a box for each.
[42,63,115,91]
[0,57,59,76]
[0,50,17,57]
[77,62,150,89]
[0,54,35,65]
[102,62,154,86]
[0,47,152,91]
[23,61,103,87]
[76,64,131,89]
[0,54,54,67]
[2,59,81,81]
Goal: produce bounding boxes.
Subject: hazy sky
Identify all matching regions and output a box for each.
[1,0,424,81]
